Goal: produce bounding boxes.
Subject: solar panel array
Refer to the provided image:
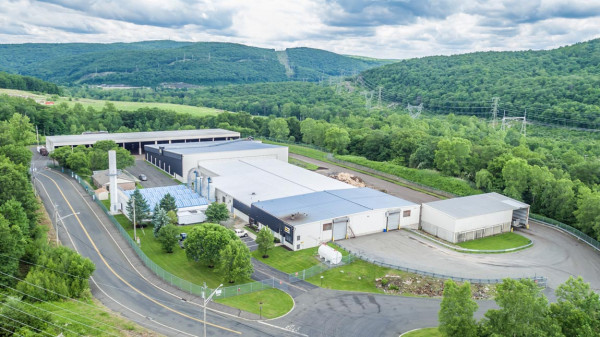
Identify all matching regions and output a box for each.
[124,185,209,210]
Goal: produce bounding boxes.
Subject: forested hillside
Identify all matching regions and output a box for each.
[0,41,389,86]
[0,72,61,94]
[361,39,600,130]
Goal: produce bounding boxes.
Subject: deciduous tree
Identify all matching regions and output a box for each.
[256,226,274,258]
[158,224,179,253]
[218,240,253,283]
[204,203,229,223]
[438,280,478,337]
[185,223,237,268]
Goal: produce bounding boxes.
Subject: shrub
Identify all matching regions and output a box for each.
[381,278,389,286]
[389,284,399,291]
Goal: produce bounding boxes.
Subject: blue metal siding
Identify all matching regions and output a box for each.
[250,205,294,243]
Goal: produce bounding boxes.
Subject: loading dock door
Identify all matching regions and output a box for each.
[332,217,348,241]
[386,212,401,231]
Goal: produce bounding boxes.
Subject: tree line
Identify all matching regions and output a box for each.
[0,113,95,336]
[0,71,61,95]
[439,276,600,337]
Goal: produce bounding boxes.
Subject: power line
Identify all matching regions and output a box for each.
[0,312,55,336]
[1,302,84,336]
[1,282,122,337]
[0,317,34,337]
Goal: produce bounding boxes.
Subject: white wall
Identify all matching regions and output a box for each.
[398,205,421,229]
[421,204,456,232]
[454,210,512,233]
[347,210,387,237]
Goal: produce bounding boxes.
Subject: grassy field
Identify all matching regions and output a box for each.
[0,88,221,116]
[457,232,531,250]
[402,328,441,337]
[37,298,159,336]
[252,243,348,274]
[288,157,320,171]
[305,259,405,293]
[215,288,294,319]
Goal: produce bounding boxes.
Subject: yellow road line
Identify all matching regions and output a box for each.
[38,171,241,335]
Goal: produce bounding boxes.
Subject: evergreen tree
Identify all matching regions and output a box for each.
[126,189,150,227]
[159,193,177,213]
[152,208,170,238]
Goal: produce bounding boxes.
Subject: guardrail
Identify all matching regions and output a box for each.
[52,167,281,299]
[531,214,600,252]
[337,244,548,287]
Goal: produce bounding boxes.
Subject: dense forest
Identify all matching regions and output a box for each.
[0,112,96,335]
[0,71,61,94]
[0,41,389,86]
[361,38,600,130]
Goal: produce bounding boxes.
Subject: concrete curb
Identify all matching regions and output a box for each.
[407,229,533,253]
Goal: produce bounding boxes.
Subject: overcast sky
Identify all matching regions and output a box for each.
[1,0,600,59]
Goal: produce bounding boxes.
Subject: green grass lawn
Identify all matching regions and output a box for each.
[1,88,221,116]
[457,232,531,251]
[215,288,294,319]
[305,259,405,293]
[288,157,319,171]
[36,298,156,336]
[252,243,348,274]
[402,328,441,337]
[262,139,330,161]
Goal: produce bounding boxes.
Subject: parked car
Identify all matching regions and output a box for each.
[234,228,248,238]
[138,174,147,181]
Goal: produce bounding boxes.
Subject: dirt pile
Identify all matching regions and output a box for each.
[329,172,367,187]
[375,274,496,299]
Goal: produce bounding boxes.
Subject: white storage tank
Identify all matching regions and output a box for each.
[318,244,343,265]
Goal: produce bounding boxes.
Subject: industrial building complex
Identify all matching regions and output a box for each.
[48,129,532,250]
[141,137,530,250]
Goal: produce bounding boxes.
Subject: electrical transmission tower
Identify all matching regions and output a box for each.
[377,86,382,108]
[407,103,423,119]
[501,110,527,136]
[491,97,499,128]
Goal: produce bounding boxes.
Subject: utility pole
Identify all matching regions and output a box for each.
[522,109,527,137]
[203,283,223,337]
[491,97,499,128]
[132,194,137,243]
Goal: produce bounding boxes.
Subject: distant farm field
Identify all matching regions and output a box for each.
[0,88,222,116]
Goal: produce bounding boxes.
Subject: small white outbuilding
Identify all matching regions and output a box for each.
[420,192,530,243]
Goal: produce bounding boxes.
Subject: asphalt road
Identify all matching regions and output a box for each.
[126,158,180,188]
[289,154,439,204]
[32,154,300,337]
[337,225,600,292]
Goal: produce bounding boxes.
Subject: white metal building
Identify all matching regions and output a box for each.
[251,188,420,251]
[117,185,210,225]
[420,192,530,243]
[46,129,240,154]
[145,140,288,183]
[195,158,353,222]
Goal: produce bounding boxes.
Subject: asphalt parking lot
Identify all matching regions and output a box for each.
[125,158,179,188]
[241,233,258,251]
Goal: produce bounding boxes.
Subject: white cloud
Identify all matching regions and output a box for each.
[0,0,598,59]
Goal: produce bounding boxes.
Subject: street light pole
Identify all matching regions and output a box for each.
[132,194,137,242]
[203,284,223,337]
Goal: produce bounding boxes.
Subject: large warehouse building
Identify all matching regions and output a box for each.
[420,192,530,243]
[251,188,420,250]
[144,139,288,183]
[46,129,240,154]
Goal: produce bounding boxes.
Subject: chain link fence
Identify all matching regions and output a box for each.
[288,255,355,283]
[52,167,279,299]
[338,244,547,288]
[530,214,600,252]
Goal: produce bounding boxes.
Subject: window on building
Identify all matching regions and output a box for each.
[323,223,332,231]
[403,210,411,217]
[222,196,225,203]
[297,235,300,241]
[297,244,300,250]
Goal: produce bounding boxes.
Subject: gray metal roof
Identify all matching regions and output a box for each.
[46,129,239,144]
[252,188,417,227]
[423,192,529,219]
[145,139,282,155]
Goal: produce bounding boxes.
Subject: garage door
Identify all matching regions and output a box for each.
[333,218,348,241]
[386,212,401,231]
